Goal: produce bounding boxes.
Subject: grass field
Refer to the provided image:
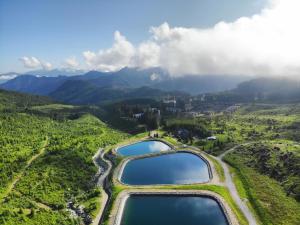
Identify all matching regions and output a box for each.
[163,104,300,225]
[0,90,128,224]
[224,142,300,225]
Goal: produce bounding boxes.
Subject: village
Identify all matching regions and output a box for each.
[109,95,241,144]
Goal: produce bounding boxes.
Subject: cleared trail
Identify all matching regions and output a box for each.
[0,137,49,201]
[216,144,257,225]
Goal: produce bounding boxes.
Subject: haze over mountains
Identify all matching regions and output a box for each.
[0,69,85,84]
[0,72,20,84]
[1,67,300,104]
[0,67,249,102]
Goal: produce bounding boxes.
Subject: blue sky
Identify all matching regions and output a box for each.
[0,0,266,73]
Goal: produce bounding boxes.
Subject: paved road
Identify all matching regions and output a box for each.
[92,148,112,225]
[216,144,257,225]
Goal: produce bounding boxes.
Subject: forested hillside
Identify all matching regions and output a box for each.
[0,89,52,109]
[0,89,127,224]
[160,103,300,225]
[199,77,300,105]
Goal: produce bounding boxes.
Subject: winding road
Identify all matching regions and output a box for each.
[92,148,112,225]
[92,142,258,225]
[216,144,257,225]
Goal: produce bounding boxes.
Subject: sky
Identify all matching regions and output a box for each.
[2,0,299,77]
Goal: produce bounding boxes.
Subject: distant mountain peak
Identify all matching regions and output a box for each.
[0,72,20,84]
[0,67,251,102]
[25,68,86,77]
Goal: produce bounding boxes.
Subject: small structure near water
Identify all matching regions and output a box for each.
[207,136,217,141]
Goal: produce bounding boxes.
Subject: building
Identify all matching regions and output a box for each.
[163,96,176,107]
[133,113,144,119]
[207,136,217,141]
[225,105,241,114]
[166,107,182,113]
[184,103,193,111]
[183,111,204,118]
[149,108,161,116]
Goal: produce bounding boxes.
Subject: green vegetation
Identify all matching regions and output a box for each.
[160,135,180,147]
[164,117,211,143]
[216,105,300,225]
[0,90,127,224]
[224,143,300,225]
[0,89,52,110]
[1,87,300,225]
[211,105,300,225]
[161,104,300,224]
[164,104,300,156]
[230,143,299,200]
[204,154,225,182]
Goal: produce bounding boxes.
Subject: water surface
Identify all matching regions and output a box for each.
[117,140,170,157]
[121,152,210,185]
[120,195,229,225]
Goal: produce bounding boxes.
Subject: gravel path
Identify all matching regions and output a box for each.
[92,148,112,225]
[216,144,257,225]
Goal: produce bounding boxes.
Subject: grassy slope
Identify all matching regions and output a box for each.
[225,153,300,225]
[0,91,128,224]
[221,105,300,225]
[164,104,300,224]
[204,154,225,182]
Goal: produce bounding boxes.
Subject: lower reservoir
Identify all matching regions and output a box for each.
[120,195,229,225]
[120,152,210,185]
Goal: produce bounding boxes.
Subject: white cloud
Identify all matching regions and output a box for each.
[19,56,41,68]
[134,41,160,69]
[19,56,52,70]
[83,31,135,72]
[0,74,17,80]
[150,0,300,76]
[83,0,300,77]
[41,62,52,71]
[64,57,79,69]
[150,73,160,81]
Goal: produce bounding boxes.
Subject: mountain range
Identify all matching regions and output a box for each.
[0,72,19,84]
[0,68,246,97]
[1,67,300,104]
[232,77,300,102]
[0,69,85,84]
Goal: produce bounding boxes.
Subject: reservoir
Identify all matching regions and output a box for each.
[120,195,229,225]
[120,152,210,185]
[117,140,171,157]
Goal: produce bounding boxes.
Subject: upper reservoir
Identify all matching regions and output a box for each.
[120,195,229,225]
[117,140,171,157]
[120,152,210,185]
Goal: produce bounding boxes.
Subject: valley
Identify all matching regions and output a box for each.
[0,79,299,225]
[2,1,300,225]
[0,90,127,224]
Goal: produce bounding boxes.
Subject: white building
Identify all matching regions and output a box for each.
[133,113,144,119]
[207,136,217,141]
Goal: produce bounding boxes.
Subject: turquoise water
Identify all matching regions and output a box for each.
[121,152,210,185]
[120,195,229,225]
[117,140,171,156]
